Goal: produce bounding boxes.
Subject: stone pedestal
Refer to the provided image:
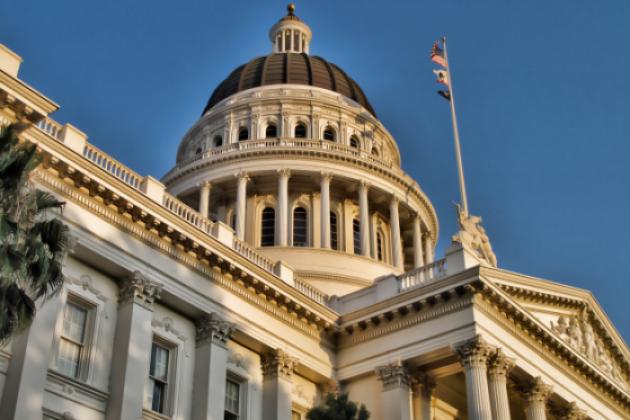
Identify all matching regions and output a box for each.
[192,313,236,420]
[106,272,162,420]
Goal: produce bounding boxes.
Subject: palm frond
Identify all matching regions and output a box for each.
[35,190,65,212]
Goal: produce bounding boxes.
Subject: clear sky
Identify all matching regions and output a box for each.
[2,1,629,339]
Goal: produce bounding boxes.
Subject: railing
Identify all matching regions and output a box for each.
[162,192,214,235]
[177,138,396,171]
[232,237,276,273]
[398,258,447,292]
[82,143,142,189]
[294,279,328,305]
[36,117,63,140]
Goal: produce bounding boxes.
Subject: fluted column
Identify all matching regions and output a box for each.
[390,196,403,269]
[455,336,494,420]
[107,272,163,420]
[423,231,434,264]
[192,313,236,420]
[358,181,370,256]
[375,362,413,420]
[277,169,291,246]
[412,215,425,268]
[235,171,249,239]
[413,372,436,420]
[261,349,298,420]
[488,349,515,420]
[198,180,212,218]
[320,172,333,249]
[520,377,552,420]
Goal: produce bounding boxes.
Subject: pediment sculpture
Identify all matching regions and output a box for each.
[550,311,628,390]
[452,204,497,267]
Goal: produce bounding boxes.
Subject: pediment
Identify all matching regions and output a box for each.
[483,268,630,392]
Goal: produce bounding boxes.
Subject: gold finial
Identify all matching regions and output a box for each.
[287,3,296,16]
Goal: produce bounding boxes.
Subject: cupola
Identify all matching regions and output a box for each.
[269,4,312,54]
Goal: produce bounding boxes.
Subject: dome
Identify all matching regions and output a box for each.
[202,53,377,117]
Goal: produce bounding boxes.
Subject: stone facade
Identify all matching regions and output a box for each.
[0,6,629,420]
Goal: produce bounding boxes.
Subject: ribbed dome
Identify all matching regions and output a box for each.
[203,53,376,117]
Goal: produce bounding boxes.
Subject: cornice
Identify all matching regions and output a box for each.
[0,69,59,116]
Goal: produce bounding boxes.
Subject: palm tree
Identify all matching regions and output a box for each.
[306,393,370,420]
[0,123,69,342]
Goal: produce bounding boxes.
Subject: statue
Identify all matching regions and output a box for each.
[452,204,497,267]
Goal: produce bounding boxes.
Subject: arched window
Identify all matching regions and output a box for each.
[352,218,361,254]
[213,135,223,147]
[294,123,307,138]
[323,126,335,141]
[195,147,202,155]
[293,207,308,247]
[371,147,379,156]
[376,231,384,261]
[238,127,249,141]
[330,212,338,250]
[285,31,291,52]
[261,207,275,247]
[265,124,277,138]
[350,136,359,149]
[293,32,300,52]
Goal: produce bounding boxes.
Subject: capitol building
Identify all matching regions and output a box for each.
[1,5,629,420]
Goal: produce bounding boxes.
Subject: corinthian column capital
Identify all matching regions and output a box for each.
[277,168,292,178]
[487,349,515,379]
[375,362,411,390]
[195,313,236,348]
[261,349,298,380]
[455,335,494,369]
[563,402,588,420]
[520,376,553,404]
[118,271,163,309]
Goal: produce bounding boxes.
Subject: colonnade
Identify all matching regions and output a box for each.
[374,336,589,420]
[196,170,434,270]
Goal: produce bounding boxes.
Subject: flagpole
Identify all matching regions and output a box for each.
[442,36,470,217]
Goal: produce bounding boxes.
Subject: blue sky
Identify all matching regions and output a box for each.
[2,1,629,339]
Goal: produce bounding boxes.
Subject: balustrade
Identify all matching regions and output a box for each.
[398,258,447,292]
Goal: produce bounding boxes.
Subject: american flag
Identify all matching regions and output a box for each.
[431,41,447,68]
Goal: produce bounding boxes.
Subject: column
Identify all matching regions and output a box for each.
[261,349,297,420]
[562,402,587,420]
[277,169,291,246]
[0,292,64,419]
[191,313,236,420]
[412,215,425,268]
[455,336,494,420]
[235,171,249,240]
[488,349,515,420]
[375,362,413,420]
[390,196,403,269]
[107,272,163,420]
[412,372,436,420]
[423,231,434,264]
[320,172,333,249]
[358,181,370,256]
[198,181,212,218]
[520,377,552,420]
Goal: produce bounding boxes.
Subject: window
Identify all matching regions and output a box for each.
[224,379,241,420]
[293,207,307,247]
[238,127,249,141]
[149,340,173,414]
[350,136,359,148]
[371,147,379,156]
[195,147,202,155]
[261,207,275,246]
[285,31,291,51]
[353,218,361,254]
[265,124,278,138]
[57,299,91,379]
[214,135,223,147]
[323,126,335,141]
[377,231,384,261]
[330,212,338,250]
[294,123,307,138]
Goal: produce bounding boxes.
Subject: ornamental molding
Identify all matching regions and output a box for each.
[32,167,336,341]
[261,349,298,379]
[68,274,108,303]
[152,316,188,342]
[196,312,236,347]
[375,362,411,390]
[118,271,163,309]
